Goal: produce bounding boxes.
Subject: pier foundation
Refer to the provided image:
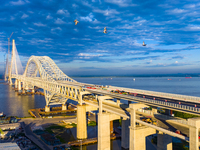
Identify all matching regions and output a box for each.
[188,118,200,150]
[98,112,110,150]
[77,104,87,139]
[62,104,67,111]
[45,105,50,112]
[18,81,21,91]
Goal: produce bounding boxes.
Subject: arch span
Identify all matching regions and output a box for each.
[23,56,76,82]
[23,56,76,105]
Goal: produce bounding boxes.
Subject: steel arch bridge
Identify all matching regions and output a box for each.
[5,40,200,116]
[7,40,86,108]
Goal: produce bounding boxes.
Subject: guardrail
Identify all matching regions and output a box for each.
[127,94,200,114]
[84,88,200,115]
[109,85,200,103]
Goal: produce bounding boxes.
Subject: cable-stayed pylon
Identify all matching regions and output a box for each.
[5,32,13,81]
[8,39,24,84]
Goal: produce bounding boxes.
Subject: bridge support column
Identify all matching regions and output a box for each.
[45,105,50,112]
[77,104,87,139]
[30,87,35,94]
[98,112,110,150]
[110,121,113,134]
[188,118,200,150]
[15,79,18,89]
[18,81,21,91]
[130,126,155,150]
[129,103,156,150]
[9,78,13,85]
[151,107,157,116]
[62,104,67,111]
[157,131,172,150]
[116,99,120,106]
[121,118,130,149]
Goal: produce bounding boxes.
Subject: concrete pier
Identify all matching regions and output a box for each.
[157,131,172,150]
[151,107,158,116]
[129,126,155,150]
[45,105,50,112]
[129,103,155,150]
[188,118,200,150]
[98,112,110,150]
[121,118,130,149]
[77,104,87,139]
[18,81,21,91]
[62,104,67,111]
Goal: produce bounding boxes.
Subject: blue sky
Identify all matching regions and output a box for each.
[1,0,200,76]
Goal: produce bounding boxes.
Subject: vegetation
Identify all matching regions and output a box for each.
[173,111,198,119]
[88,121,96,126]
[0,128,4,134]
[70,123,77,127]
[173,142,189,150]
[56,135,65,144]
[70,146,79,150]
[44,124,66,134]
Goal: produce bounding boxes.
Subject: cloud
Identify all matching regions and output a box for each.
[78,53,103,57]
[93,8,119,16]
[167,8,186,14]
[46,15,53,20]
[21,14,28,19]
[51,27,62,32]
[10,0,29,5]
[80,13,94,22]
[54,18,66,24]
[104,0,137,7]
[57,9,70,16]
[33,22,46,27]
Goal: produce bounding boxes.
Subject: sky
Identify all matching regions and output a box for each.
[1,0,200,76]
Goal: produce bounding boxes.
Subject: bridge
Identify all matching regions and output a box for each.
[4,40,200,150]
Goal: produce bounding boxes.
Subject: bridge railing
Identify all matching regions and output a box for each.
[127,95,200,113]
[109,86,200,103]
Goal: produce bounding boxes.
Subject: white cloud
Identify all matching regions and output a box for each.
[72,4,78,8]
[167,8,186,14]
[21,14,28,19]
[10,0,29,5]
[185,25,200,31]
[10,16,15,21]
[54,18,66,24]
[104,0,137,7]
[96,50,108,53]
[57,9,70,16]
[78,53,103,57]
[80,13,94,22]
[175,61,178,63]
[33,22,46,27]
[46,15,53,20]
[51,27,62,32]
[93,8,119,16]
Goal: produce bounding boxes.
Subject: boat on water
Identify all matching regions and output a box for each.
[185,77,192,79]
[168,79,172,80]
[133,78,135,81]
[0,112,6,117]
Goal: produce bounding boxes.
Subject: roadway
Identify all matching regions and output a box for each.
[84,88,200,115]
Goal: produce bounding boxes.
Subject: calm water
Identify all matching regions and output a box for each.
[1,77,200,117]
